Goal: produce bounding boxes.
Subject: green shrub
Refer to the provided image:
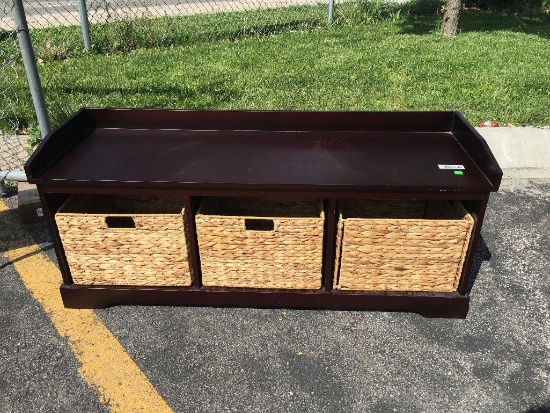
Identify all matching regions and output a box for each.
[464,0,546,13]
[344,0,442,25]
[406,0,443,15]
[356,0,403,21]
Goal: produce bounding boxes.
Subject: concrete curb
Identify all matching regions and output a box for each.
[475,126,550,172]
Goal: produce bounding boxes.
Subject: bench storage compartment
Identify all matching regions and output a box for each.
[55,194,192,287]
[334,199,474,292]
[196,197,325,289]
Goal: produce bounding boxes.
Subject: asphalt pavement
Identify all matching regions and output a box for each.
[1,127,549,412]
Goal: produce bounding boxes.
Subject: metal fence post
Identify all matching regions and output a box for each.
[328,0,335,23]
[77,0,92,51]
[11,0,51,139]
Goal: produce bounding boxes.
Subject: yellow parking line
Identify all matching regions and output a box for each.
[0,200,173,413]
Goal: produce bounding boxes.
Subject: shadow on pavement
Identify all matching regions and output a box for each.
[523,403,550,413]
[465,235,491,294]
[0,202,53,264]
[0,243,54,269]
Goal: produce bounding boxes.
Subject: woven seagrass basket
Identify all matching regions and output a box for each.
[195,197,325,289]
[334,199,474,292]
[55,194,192,286]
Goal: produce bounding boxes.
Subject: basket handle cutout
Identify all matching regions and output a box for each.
[105,216,136,229]
[245,219,274,231]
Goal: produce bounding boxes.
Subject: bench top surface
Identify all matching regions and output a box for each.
[26,109,502,193]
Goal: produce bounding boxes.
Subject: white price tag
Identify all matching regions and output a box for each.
[438,164,465,170]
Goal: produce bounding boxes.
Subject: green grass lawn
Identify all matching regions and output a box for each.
[2,9,550,131]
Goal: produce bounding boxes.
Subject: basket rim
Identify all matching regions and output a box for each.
[342,216,473,223]
[57,210,185,217]
[196,212,325,220]
[338,200,473,224]
[196,197,325,220]
[56,194,186,217]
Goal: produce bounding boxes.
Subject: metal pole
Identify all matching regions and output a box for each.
[1,170,27,182]
[77,0,91,52]
[0,170,27,194]
[11,0,51,139]
[328,0,335,24]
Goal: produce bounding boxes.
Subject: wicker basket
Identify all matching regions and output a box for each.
[334,199,474,292]
[55,194,192,286]
[195,197,325,289]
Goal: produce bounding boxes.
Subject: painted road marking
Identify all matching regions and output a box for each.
[0,200,173,413]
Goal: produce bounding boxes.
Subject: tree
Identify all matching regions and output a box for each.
[441,0,463,37]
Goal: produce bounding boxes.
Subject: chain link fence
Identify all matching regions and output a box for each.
[1,1,27,180]
[18,0,327,28]
[18,0,328,58]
